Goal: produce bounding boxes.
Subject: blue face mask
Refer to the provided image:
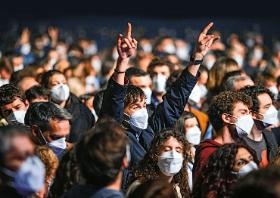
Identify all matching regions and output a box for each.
[48,137,67,158]
[2,156,45,196]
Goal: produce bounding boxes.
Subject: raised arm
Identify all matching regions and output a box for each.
[99,23,137,122]
[150,22,219,132]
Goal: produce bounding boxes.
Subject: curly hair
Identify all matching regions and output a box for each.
[130,129,191,198]
[125,85,146,108]
[240,85,274,113]
[208,91,252,133]
[0,84,26,107]
[192,143,258,198]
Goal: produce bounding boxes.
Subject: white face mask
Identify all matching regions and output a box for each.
[20,43,31,55]
[188,84,201,104]
[152,74,167,93]
[0,79,9,87]
[157,150,183,176]
[163,44,176,54]
[176,47,189,61]
[142,88,152,105]
[7,110,26,124]
[186,126,201,145]
[204,58,216,70]
[235,114,254,136]
[232,54,244,67]
[142,44,152,53]
[129,108,149,129]
[91,59,102,73]
[112,49,119,60]
[85,44,98,56]
[262,105,279,125]
[48,137,67,157]
[268,86,278,98]
[237,161,258,177]
[14,64,24,72]
[253,49,263,61]
[51,84,70,103]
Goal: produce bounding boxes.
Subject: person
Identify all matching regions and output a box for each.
[35,146,59,198]
[127,180,176,198]
[79,92,98,121]
[24,102,73,159]
[100,22,219,179]
[40,70,95,142]
[193,91,253,182]
[240,85,278,167]
[0,84,29,124]
[193,143,258,198]
[126,129,191,198]
[232,166,280,198]
[25,85,50,103]
[62,117,129,198]
[223,72,254,91]
[0,125,45,197]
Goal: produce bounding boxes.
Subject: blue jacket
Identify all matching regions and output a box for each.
[100,69,198,188]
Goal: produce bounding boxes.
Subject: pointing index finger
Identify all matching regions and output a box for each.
[201,22,214,35]
[126,22,132,38]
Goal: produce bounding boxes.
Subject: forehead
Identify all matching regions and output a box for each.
[233,102,250,112]
[235,147,252,160]
[10,135,34,154]
[162,136,183,148]
[184,117,198,125]
[153,65,170,73]
[257,93,272,104]
[130,75,151,86]
[49,73,66,82]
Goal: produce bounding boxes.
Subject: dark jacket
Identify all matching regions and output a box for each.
[271,127,280,146]
[263,128,278,161]
[62,185,124,198]
[65,93,95,143]
[193,139,222,183]
[100,69,198,188]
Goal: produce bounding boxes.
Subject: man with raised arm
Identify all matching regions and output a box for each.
[100,22,219,188]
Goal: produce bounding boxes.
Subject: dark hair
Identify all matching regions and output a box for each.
[125,67,149,81]
[147,57,172,77]
[0,84,26,107]
[175,111,197,135]
[24,102,72,132]
[76,117,128,186]
[193,143,258,198]
[79,92,95,103]
[25,85,50,103]
[232,166,280,198]
[0,125,31,166]
[101,60,115,77]
[125,85,146,108]
[130,129,191,198]
[240,85,274,113]
[93,89,105,117]
[40,70,64,88]
[208,91,252,133]
[127,180,177,198]
[222,69,245,83]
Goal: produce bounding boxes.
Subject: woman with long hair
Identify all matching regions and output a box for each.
[192,143,259,198]
[127,129,191,198]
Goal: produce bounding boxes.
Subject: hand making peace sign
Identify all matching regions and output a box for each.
[117,23,138,60]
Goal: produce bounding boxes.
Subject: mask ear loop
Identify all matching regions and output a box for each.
[224,113,237,125]
[35,126,48,145]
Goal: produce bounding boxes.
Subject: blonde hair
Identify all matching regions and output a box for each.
[207,57,239,92]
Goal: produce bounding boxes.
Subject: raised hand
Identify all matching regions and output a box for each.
[193,22,220,59]
[48,27,59,41]
[19,28,31,45]
[117,23,138,60]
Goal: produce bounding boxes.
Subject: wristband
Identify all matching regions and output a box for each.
[114,69,126,74]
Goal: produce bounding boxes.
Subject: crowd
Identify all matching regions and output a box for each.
[1,20,280,198]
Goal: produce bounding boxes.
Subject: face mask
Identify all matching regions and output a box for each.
[253,49,263,61]
[157,150,183,176]
[0,78,9,87]
[237,161,258,177]
[204,58,216,70]
[186,126,201,145]
[112,49,119,60]
[7,110,26,124]
[20,43,31,55]
[85,44,98,56]
[48,137,67,158]
[126,144,131,164]
[176,47,189,60]
[232,54,244,67]
[268,86,278,98]
[129,108,149,129]
[262,105,279,125]
[152,74,167,93]
[91,59,102,73]
[163,44,176,54]
[234,114,254,136]
[142,88,152,105]
[2,156,45,196]
[51,84,70,103]
[14,64,24,72]
[188,84,201,104]
[142,44,152,53]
